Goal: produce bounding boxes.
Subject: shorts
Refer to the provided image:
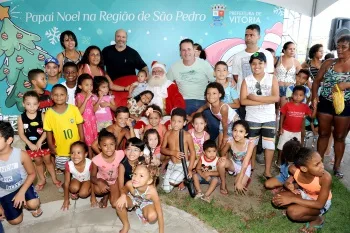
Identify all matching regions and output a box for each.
[195,173,220,185]
[97,120,113,132]
[305,125,318,132]
[228,160,252,177]
[318,96,350,117]
[0,185,39,221]
[275,163,289,184]
[55,156,70,170]
[219,120,234,137]
[277,129,301,150]
[162,161,187,193]
[299,189,331,215]
[247,121,276,150]
[27,148,50,159]
[279,86,287,97]
[127,193,153,222]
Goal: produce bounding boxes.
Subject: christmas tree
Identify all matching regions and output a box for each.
[0,4,51,112]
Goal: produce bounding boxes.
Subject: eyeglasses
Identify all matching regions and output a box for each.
[255,82,262,95]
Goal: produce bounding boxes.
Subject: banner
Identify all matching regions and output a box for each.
[0,0,284,115]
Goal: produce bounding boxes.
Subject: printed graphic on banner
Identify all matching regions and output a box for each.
[0,0,284,115]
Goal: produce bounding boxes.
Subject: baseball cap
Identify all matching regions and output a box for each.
[249,52,267,63]
[44,57,60,66]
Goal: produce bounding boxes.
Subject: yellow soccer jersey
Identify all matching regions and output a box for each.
[44,104,84,156]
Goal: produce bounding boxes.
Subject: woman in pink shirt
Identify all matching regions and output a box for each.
[91,129,125,208]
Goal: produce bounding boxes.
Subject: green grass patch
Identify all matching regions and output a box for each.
[160,177,350,233]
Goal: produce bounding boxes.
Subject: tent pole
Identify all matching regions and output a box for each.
[306,0,317,60]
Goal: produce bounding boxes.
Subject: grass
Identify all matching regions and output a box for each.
[160,177,350,233]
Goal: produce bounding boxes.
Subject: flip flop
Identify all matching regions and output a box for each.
[35,182,46,191]
[29,208,43,218]
[220,188,228,196]
[300,220,324,233]
[201,195,212,203]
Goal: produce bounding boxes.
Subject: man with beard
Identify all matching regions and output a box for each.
[146,61,185,117]
[102,29,148,91]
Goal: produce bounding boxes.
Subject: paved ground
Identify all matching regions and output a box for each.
[3,199,217,233]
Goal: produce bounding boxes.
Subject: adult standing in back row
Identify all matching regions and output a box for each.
[102,29,149,91]
[167,39,217,139]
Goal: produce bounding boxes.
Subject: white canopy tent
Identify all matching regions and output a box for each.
[258,0,339,53]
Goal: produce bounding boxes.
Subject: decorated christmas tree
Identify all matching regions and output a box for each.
[0,4,51,112]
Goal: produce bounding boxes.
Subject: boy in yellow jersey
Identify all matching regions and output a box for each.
[44,84,84,171]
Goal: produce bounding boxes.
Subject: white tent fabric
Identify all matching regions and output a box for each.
[257,0,338,17]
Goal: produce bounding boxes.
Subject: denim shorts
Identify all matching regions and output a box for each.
[279,86,287,97]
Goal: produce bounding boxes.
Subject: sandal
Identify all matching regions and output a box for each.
[53,180,64,193]
[35,182,46,191]
[177,182,186,191]
[300,220,324,233]
[194,192,204,199]
[201,195,212,203]
[55,169,63,175]
[334,170,344,179]
[263,174,273,180]
[220,188,228,196]
[29,208,43,218]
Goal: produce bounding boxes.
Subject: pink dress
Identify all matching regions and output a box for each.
[76,93,98,146]
[92,150,125,185]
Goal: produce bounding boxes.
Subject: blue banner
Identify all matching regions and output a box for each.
[0,0,284,115]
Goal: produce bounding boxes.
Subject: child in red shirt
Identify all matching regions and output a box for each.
[277,86,316,165]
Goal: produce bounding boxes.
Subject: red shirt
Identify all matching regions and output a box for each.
[281,102,311,132]
[39,90,53,113]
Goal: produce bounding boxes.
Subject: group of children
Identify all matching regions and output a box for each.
[0,51,332,233]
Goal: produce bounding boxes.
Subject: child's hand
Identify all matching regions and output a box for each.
[116,194,127,210]
[49,146,57,155]
[284,182,300,195]
[98,90,105,98]
[28,143,38,151]
[186,115,193,123]
[86,91,93,100]
[279,128,284,135]
[100,101,110,108]
[202,172,211,181]
[172,151,185,160]
[90,197,98,208]
[12,191,26,208]
[187,170,193,179]
[139,125,144,134]
[35,141,42,150]
[218,157,227,164]
[234,183,247,195]
[97,181,110,193]
[61,200,70,211]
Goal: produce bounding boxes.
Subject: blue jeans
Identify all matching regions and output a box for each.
[185,99,220,140]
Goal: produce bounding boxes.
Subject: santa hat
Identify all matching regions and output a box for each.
[151,61,166,73]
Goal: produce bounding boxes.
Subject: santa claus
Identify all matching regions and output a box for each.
[146,61,185,116]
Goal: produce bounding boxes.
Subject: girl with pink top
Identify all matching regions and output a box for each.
[78,45,105,77]
[75,74,98,159]
[93,76,117,132]
[140,104,167,142]
[91,129,125,209]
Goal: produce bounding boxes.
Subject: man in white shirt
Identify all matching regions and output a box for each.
[167,39,218,139]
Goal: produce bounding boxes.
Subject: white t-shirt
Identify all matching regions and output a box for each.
[244,73,276,123]
[167,58,215,100]
[61,82,77,105]
[232,48,274,96]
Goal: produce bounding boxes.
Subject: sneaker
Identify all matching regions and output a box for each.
[274,160,281,169]
[256,153,265,165]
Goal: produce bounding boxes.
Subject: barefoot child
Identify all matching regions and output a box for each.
[143,129,162,167]
[92,106,136,153]
[188,113,210,167]
[193,140,219,203]
[44,84,84,172]
[118,137,145,191]
[91,129,124,208]
[272,148,332,233]
[161,108,196,193]
[75,74,98,158]
[0,121,43,225]
[61,141,96,211]
[17,91,62,192]
[265,138,301,191]
[218,120,255,195]
[116,163,164,233]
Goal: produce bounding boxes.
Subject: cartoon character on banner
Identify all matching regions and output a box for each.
[0,4,53,112]
[205,22,283,75]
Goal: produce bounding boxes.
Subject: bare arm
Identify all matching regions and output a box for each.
[233,75,238,83]
[90,162,99,185]
[247,76,279,104]
[228,98,240,109]
[46,131,56,155]
[105,74,130,92]
[77,123,85,142]
[219,104,229,147]
[279,114,285,134]
[57,53,64,73]
[312,59,333,104]
[76,94,91,114]
[17,116,36,150]
[220,141,231,158]
[36,112,47,148]
[91,139,100,154]
[185,132,196,172]
[118,164,125,191]
[240,80,265,106]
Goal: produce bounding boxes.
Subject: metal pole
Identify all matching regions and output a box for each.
[306,0,317,60]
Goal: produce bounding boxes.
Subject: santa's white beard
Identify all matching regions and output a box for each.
[148,75,166,87]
